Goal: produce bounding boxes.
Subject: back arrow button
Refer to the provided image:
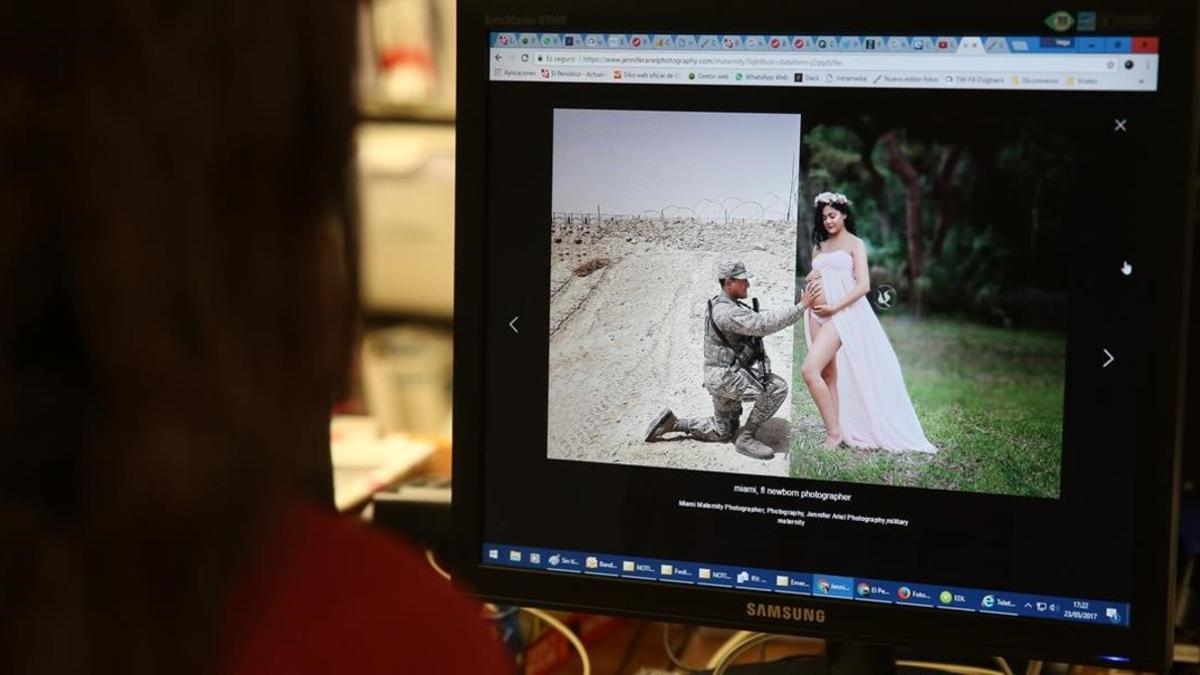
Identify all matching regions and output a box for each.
[509,316,519,334]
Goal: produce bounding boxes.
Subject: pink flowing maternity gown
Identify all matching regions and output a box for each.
[803,249,937,453]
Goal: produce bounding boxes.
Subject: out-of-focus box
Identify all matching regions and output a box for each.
[357,123,455,318]
[360,325,452,437]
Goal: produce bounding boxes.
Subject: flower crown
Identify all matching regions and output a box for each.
[813,191,852,207]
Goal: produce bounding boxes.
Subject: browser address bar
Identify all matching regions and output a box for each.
[537,51,830,68]
[535,50,1133,73]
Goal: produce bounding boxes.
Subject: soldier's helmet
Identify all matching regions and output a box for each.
[717,260,753,280]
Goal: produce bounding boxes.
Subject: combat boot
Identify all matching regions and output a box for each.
[715,415,740,442]
[644,408,677,442]
[733,425,774,460]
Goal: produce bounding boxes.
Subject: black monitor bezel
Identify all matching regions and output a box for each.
[453,0,1199,669]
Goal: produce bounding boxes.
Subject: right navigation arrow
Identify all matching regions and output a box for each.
[1102,348,1115,368]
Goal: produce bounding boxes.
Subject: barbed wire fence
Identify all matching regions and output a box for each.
[551,191,798,227]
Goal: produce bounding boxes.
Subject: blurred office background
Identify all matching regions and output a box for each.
[331,0,456,509]
[356,0,456,422]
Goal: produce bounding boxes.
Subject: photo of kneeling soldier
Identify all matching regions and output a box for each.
[645,260,809,459]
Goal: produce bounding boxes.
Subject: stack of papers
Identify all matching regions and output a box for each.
[331,415,435,511]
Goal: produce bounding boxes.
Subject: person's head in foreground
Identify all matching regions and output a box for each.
[0,3,506,674]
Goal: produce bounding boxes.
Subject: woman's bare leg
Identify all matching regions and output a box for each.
[803,315,843,447]
[822,355,839,436]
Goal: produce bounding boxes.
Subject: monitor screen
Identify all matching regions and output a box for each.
[453,1,1198,669]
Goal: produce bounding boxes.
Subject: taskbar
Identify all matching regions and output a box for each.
[482,543,1130,628]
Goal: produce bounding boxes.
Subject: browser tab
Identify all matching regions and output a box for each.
[910,36,935,52]
[957,37,986,55]
[983,36,1010,53]
[934,37,958,52]
[539,34,561,48]
[607,34,629,48]
[768,35,788,49]
[629,34,651,49]
[697,35,720,49]
[863,36,887,51]
[583,34,605,48]
[562,33,583,48]
[674,35,697,49]
[814,36,836,50]
[721,35,744,49]
[838,36,863,50]
[651,34,674,48]
[518,33,538,47]
[494,33,518,48]
[742,35,764,50]
[1008,37,1036,52]
[790,35,813,50]
[886,36,911,51]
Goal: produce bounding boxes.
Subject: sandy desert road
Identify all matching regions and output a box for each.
[547,219,799,478]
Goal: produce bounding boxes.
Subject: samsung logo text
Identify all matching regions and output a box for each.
[745,603,826,623]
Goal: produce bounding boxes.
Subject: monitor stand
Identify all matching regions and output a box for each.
[720,640,896,674]
[823,641,897,674]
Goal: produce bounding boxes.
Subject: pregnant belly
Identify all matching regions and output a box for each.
[815,272,851,306]
[812,285,827,307]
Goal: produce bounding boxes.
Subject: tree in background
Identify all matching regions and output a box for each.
[800,116,1075,329]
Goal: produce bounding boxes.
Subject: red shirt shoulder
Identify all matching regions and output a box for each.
[222,504,511,675]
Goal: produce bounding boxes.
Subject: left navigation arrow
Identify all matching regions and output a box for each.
[509,316,519,334]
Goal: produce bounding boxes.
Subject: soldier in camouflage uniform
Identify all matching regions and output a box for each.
[644,260,811,460]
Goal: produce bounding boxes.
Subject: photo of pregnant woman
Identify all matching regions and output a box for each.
[799,192,936,453]
[785,117,1072,498]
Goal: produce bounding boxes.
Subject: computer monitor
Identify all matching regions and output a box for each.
[453,1,1199,669]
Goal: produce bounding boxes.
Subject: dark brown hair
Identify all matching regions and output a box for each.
[0,1,358,673]
[812,199,857,251]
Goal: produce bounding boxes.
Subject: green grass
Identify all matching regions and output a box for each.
[788,315,1064,498]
